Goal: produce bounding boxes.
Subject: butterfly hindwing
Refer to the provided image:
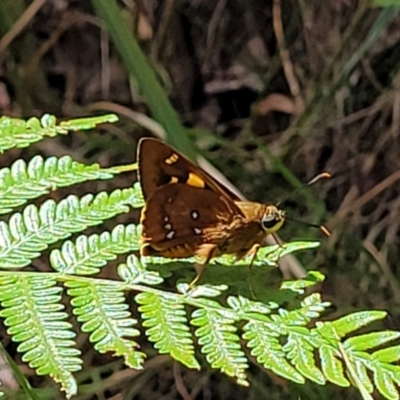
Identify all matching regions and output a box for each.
[140,183,235,249]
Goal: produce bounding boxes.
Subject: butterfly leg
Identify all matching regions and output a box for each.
[235,244,261,300]
[235,243,261,268]
[246,243,261,268]
[191,243,218,287]
[272,233,284,248]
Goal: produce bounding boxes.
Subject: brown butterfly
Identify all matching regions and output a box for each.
[138,138,327,285]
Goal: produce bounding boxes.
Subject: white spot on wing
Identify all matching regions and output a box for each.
[164,216,169,222]
[193,228,202,235]
[164,223,172,230]
[166,231,175,239]
[191,210,199,220]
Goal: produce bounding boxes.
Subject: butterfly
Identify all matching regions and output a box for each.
[137,138,327,285]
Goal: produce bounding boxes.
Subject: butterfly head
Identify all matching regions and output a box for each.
[260,205,285,234]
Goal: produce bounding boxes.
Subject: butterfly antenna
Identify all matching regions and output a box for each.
[279,172,332,236]
[285,215,331,237]
[276,172,331,207]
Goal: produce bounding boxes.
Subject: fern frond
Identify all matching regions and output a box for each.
[342,321,400,399]
[118,254,164,286]
[286,330,327,384]
[277,293,331,326]
[191,304,248,386]
[278,295,331,384]
[0,260,397,399]
[245,320,305,383]
[0,155,122,214]
[50,224,141,275]
[227,296,304,383]
[0,275,81,397]
[319,342,350,387]
[214,241,320,268]
[312,311,400,399]
[370,342,400,399]
[136,291,200,369]
[66,280,145,369]
[0,114,117,152]
[0,187,142,269]
[280,270,326,293]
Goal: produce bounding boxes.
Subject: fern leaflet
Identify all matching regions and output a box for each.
[51,224,141,275]
[137,291,200,369]
[0,187,142,269]
[66,280,145,369]
[0,114,117,152]
[0,275,81,396]
[192,304,248,386]
[0,156,123,214]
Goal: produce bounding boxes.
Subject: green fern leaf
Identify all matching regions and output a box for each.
[344,333,400,399]
[191,306,248,386]
[227,295,302,382]
[0,116,51,151]
[280,297,340,385]
[373,344,400,363]
[253,241,320,267]
[59,114,118,130]
[0,156,121,214]
[280,270,325,293]
[353,357,374,393]
[244,319,304,383]
[285,332,326,384]
[332,310,387,336]
[373,367,399,400]
[183,284,231,299]
[353,348,400,400]
[51,224,141,275]
[67,280,145,369]
[345,331,400,352]
[118,254,163,286]
[319,344,350,387]
[271,294,329,385]
[315,319,400,399]
[277,293,330,325]
[0,275,81,398]
[0,188,141,269]
[227,294,278,315]
[216,241,320,268]
[0,114,117,152]
[136,292,199,369]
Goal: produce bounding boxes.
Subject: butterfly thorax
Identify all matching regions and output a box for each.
[209,201,285,257]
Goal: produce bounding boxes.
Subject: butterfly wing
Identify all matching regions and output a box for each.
[140,183,237,257]
[137,138,243,208]
[138,138,247,258]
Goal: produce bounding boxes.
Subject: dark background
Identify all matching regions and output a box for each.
[0,0,400,399]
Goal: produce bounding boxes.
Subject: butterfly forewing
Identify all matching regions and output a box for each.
[138,138,249,260]
[138,138,243,208]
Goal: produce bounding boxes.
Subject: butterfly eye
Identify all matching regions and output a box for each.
[261,207,285,232]
[261,215,279,229]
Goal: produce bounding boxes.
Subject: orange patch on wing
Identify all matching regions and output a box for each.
[187,173,205,188]
[165,153,179,165]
